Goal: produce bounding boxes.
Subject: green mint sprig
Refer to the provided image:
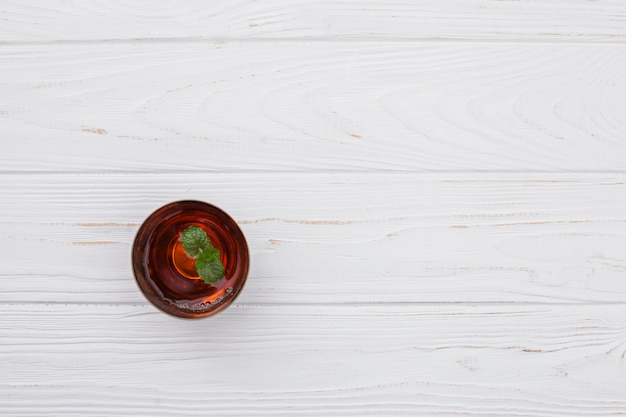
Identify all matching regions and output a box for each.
[180,226,225,284]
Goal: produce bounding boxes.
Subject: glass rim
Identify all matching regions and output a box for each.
[132,200,249,319]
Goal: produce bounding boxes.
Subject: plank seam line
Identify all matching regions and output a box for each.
[1,37,625,47]
[1,170,626,177]
[1,301,625,307]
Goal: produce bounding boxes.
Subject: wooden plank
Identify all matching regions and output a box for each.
[1,172,625,304]
[1,303,625,416]
[1,43,625,172]
[1,0,625,43]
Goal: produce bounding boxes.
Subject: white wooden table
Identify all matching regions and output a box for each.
[2,1,626,415]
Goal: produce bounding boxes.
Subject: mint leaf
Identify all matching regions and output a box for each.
[195,247,225,284]
[180,226,210,258]
[180,225,226,284]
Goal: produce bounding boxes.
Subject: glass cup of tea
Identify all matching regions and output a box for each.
[132,200,249,318]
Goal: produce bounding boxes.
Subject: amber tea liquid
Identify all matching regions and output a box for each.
[133,201,249,318]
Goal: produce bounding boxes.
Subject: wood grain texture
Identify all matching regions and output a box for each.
[1,303,625,416]
[1,173,625,304]
[1,43,625,172]
[1,0,625,43]
[2,1,625,415]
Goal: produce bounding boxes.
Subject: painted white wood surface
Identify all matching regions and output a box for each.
[2,304,626,416]
[1,0,625,42]
[1,173,626,305]
[1,0,626,415]
[2,43,625,172]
